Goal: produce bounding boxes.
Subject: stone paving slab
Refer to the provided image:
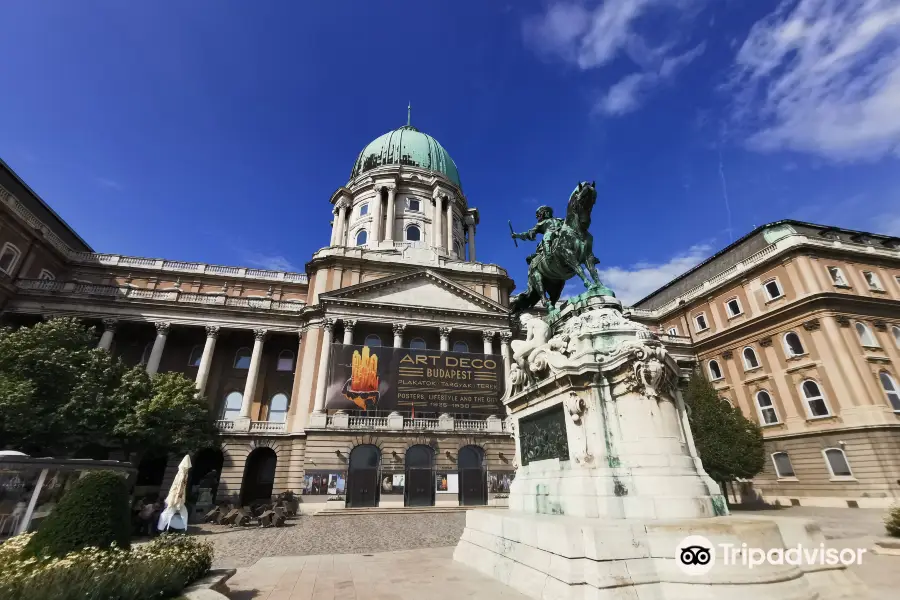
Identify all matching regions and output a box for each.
[226,547,529,600]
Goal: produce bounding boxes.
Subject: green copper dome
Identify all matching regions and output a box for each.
[350,125,462,189]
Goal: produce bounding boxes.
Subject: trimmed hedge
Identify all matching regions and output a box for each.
[886,504,900,538]
[26,470,131,557]
[0,533,213,600]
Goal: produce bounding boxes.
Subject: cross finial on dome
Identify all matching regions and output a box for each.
[407,102,411,127]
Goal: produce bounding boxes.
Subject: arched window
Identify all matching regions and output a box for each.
[409,338,426,350]
[755,390,779,425]
[452,341,469,353]
[708,359,723,381]
[823,448,853,478]
[0,243,21,274]
[771,452,795,478]
[222,391,243,420]
[268,393,289,423]
[276,350,295,372]
[187,345,203,367]
[356,230,368,246]
[801,380,830,417]
[879,371,900,411]
[763,278,783,300]
[406,225,421,242]
[892,325,900,348]
[742,347,760,370]
[140,342,153,366]
[855,322,879,347]
[234,348,252,369]
[720,397,733,408]
[359,203,369,216]
[725,297,743,317]
[38,269,55,281]
[364,334,382,348]
[784,332,805,357]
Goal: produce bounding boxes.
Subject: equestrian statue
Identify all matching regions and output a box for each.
[509,181,614,316]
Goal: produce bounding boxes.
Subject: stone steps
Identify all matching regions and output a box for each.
[313,505,484,517]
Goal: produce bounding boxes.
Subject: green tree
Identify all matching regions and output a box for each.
[684,369,765,487]
[115,371,219,457]
[0,318,216,457]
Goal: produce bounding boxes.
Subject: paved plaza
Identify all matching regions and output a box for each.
[215,507,898,599]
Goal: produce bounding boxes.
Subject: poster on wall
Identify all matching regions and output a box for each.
[326,345,504,413]
[436,472,459,494]
[381,473,404,495]
[302,471,346,495]
[488,472,515,494]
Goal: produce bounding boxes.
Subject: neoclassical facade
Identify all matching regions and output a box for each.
[2,125,900,510]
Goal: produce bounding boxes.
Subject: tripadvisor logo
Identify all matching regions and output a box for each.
[676,535,715,575]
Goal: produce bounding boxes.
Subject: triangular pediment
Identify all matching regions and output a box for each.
[322,269,507,314]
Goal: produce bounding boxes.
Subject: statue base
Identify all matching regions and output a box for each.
[454,511,869,599]
[456,297,870,598]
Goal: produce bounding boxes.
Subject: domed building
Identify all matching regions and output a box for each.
[0,118,519,510]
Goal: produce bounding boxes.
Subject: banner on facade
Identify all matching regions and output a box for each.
[325,344,504,414]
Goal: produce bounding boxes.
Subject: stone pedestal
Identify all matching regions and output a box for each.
[453,294,869,599]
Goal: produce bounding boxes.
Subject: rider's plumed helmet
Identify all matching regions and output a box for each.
[536,206,553,220]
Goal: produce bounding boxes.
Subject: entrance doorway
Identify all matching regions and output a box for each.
[458,445,486,506]
[405,445,435,507]
[240,447,277,506]
[190,448,225,503]
[347,445,380,507]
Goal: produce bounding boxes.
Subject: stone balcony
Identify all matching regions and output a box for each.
[16,279,306,313]
[215,419,287,434]
[306,412,509,434]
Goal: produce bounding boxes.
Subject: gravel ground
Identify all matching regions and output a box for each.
[193,512,468,569]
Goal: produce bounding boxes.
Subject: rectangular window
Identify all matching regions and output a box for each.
[694,314,708,332]
[725,298,743,317]
[827,266,848,287]
[764,279,783,300]
[407,197,421,212]
[863,271,883,290]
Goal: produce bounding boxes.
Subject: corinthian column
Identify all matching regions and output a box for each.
[195,325,220,394]
[145,322,170,375]
[432,195,443,251]
[335,201,349,246]
[371,186,384,244]
[466,215,477,262]
[446,197,455,256]
[385,186,396,242]
[98,318,117,350]
[312,319,335,413]
[393,323,406,348]
[482,330,495,355]
[439,327,452,352]
[343,319,356,345]
[240,328,267,418]
[499,330,512,391]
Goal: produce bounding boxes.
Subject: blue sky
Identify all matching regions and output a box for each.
[1,0,898,304]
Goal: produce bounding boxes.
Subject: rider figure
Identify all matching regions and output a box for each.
[512,205,565,265]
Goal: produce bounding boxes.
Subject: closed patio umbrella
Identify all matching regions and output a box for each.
[157,455,191,532]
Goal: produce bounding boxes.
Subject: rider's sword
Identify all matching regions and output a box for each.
[508,220,518,247]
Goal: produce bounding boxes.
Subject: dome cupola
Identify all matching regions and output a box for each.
[349,109,461,189]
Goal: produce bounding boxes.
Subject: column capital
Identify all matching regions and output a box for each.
[343,319,357,331]
[439,326,452,339]
[323,318,336,332]
[499,330,513,343]
[393,323,406,335]
[205,325,221,339]
[335,198,350,211]
[253,328,268,341]
[482,330,496,342]
[102,318,118,332]
[154,321,171,335]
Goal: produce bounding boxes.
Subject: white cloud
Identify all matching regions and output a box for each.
[95,177,122,190]
[596,244,712,304]
[732,0,900,161]
[243,253,298,272]
[597,43,705,115]
[524,1,705,116]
